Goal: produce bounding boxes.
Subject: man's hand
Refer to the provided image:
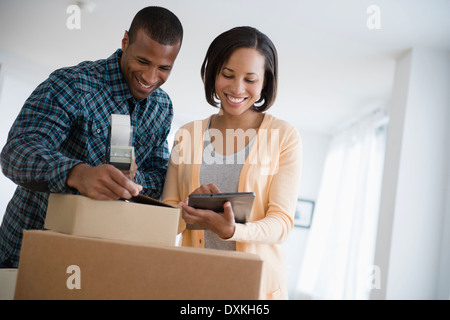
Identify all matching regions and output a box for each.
[66,163,143,200]
[121,159,138,181]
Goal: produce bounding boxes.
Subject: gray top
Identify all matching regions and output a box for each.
[200,117,255,251]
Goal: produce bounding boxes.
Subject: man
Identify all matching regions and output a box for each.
[0,6,183,267]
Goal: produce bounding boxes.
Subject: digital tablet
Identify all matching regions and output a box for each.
[186,192,255,230]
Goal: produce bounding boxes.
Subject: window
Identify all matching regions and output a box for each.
[296,110,388,300]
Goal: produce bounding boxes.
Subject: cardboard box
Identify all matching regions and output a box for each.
[0,269,18,300]
[14,230,263,300]
[45,193,179,246]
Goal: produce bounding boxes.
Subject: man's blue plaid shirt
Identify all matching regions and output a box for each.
[0,49,173,267]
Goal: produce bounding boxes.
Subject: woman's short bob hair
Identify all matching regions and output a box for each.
[201,26,278,112]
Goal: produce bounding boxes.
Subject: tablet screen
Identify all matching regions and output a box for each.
[187,192,255,230]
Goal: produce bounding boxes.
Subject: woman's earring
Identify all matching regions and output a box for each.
[253,95,265,109]
[214,92,221,106]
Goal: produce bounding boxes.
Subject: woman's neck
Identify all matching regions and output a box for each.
[210,108,265,132]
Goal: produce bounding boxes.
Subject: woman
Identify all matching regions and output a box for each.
[162,26,302,300]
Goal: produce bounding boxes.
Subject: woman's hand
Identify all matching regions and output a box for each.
[179,201,236,239]
[179,183,236,239]
[190,183,221,195]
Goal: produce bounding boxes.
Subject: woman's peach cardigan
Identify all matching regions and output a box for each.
[162,114,302,299]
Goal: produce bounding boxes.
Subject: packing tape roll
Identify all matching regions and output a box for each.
[110,114,132,146]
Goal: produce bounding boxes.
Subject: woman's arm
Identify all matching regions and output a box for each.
[227,127,302,244]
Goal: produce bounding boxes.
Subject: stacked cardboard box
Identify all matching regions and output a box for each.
[14,194,263,300]
[44,193,180,246]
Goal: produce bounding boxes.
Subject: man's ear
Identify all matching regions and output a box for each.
[122,30,129,51]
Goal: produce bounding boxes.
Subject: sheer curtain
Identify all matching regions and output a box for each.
[296,109,388,300]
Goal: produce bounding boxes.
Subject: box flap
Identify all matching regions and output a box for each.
[129,194,175,208]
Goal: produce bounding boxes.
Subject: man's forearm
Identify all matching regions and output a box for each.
[0,135,83,193]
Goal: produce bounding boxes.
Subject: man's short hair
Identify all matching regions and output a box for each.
[128,6,183,46]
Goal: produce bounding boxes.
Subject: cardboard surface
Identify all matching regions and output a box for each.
[0,269,17,300]
[45,193,179,246]
[14,230,263,300]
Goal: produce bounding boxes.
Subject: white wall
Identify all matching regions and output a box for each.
[284,130,330,299]
[0,51,51,221]
[440,146,450,299]
[372,47,450,299]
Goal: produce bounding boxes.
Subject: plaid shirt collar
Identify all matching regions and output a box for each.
[104,49,137,105]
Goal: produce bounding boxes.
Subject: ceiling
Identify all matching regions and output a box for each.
[1,0,450,135]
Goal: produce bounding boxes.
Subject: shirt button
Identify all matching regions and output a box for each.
[96,129,101,133]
